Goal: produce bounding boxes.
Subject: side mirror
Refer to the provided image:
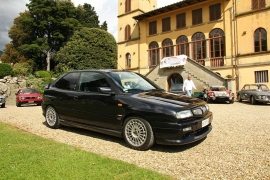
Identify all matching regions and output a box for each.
[45,83,51,89]
[98,87,114,94]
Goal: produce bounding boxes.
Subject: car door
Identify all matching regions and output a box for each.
[240,85,249,100]
[51,72,81,121]
[73,71,123,131]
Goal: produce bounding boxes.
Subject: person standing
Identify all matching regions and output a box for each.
[183,75,197,97]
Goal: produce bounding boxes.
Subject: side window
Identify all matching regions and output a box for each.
[55,72,80,90]
[78,72,110,93]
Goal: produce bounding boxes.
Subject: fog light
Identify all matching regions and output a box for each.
[183,127,192,132]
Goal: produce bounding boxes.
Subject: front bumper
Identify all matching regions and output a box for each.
[255,99,270,103]
[154,114,213,145]
[17,99,43,104]
[210,96,233,101]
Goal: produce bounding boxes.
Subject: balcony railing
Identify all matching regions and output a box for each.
[210,58,224,67]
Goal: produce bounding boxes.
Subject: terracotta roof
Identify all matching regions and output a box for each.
[133,0,207,21]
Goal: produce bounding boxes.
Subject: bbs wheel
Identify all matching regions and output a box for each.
[45,106,61,129]
[123,117,154,151]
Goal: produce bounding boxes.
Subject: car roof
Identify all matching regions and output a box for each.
[70,69,129,73]
[244,84,267,86]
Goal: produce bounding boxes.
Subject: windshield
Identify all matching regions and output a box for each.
[21,88,39,94]
[108,71,161,92]
[258,85,269,91]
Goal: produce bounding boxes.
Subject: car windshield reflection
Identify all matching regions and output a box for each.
[108,71,160,92]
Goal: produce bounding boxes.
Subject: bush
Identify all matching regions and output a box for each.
[0,63,14,78]
[54,28,117,73]
[13,61,34,76]
[26,76,54,94]
[35,70,51,79]
[26,71,54,94]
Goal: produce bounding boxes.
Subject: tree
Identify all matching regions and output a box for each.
[1,44,28,64]
[20,0,81,71]
[77,3,99,28]
[1,11,32,65]
[100,21,108,31]
[54,28,117,73]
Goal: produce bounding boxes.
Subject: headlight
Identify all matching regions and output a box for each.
[176,110,193,119]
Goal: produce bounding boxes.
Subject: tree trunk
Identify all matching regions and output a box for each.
[46,51,50,71]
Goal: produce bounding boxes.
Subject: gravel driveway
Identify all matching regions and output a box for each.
[1,100,269,179]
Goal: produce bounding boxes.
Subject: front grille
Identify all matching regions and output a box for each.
[25,97,37,99]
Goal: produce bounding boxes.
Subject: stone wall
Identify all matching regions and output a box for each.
[0,76,27,98]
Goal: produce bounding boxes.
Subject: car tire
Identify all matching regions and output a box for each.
[1,103,5,108]
[45,106,61,129]
[230,99,234,104]
[251,96,256,105]
[16,102,21,107]
[237,94,242,102]
[123,117,155,151]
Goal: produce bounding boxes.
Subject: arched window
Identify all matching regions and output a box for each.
[209,28,225,58]
[125,53,131,68]
[254,28,267,52]
[125,25,131,41]
[162,38,174,58]
[176,35,189,56]
[148,41,160,67]
[125,0,131,13]
[192,32,206,65]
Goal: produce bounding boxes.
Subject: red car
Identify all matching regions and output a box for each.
[15,88,43,107]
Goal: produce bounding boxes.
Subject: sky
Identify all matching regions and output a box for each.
[0,0,181,51]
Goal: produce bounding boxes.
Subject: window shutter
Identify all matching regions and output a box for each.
[259,0,265,8]
[177,13,186,28]
[125,25,130,41]
[192,9,202,25]
[252,0,258,9]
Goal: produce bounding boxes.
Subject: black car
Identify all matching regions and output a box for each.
[42,70,213,150]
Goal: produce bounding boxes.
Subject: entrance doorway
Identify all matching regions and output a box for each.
[168,73,184,94]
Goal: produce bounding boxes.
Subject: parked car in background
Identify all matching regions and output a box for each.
[204,85,234,104]
[237,84,270,105]
[0,94,6,108]
[42,70,213,151]
[15,88,43,107]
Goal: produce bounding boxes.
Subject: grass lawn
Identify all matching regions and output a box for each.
[0,123,173,180]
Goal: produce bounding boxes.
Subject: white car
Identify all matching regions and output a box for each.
[0,94,6,108]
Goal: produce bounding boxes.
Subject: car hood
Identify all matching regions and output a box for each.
[134,90,205,108]
[258,91,270,95]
